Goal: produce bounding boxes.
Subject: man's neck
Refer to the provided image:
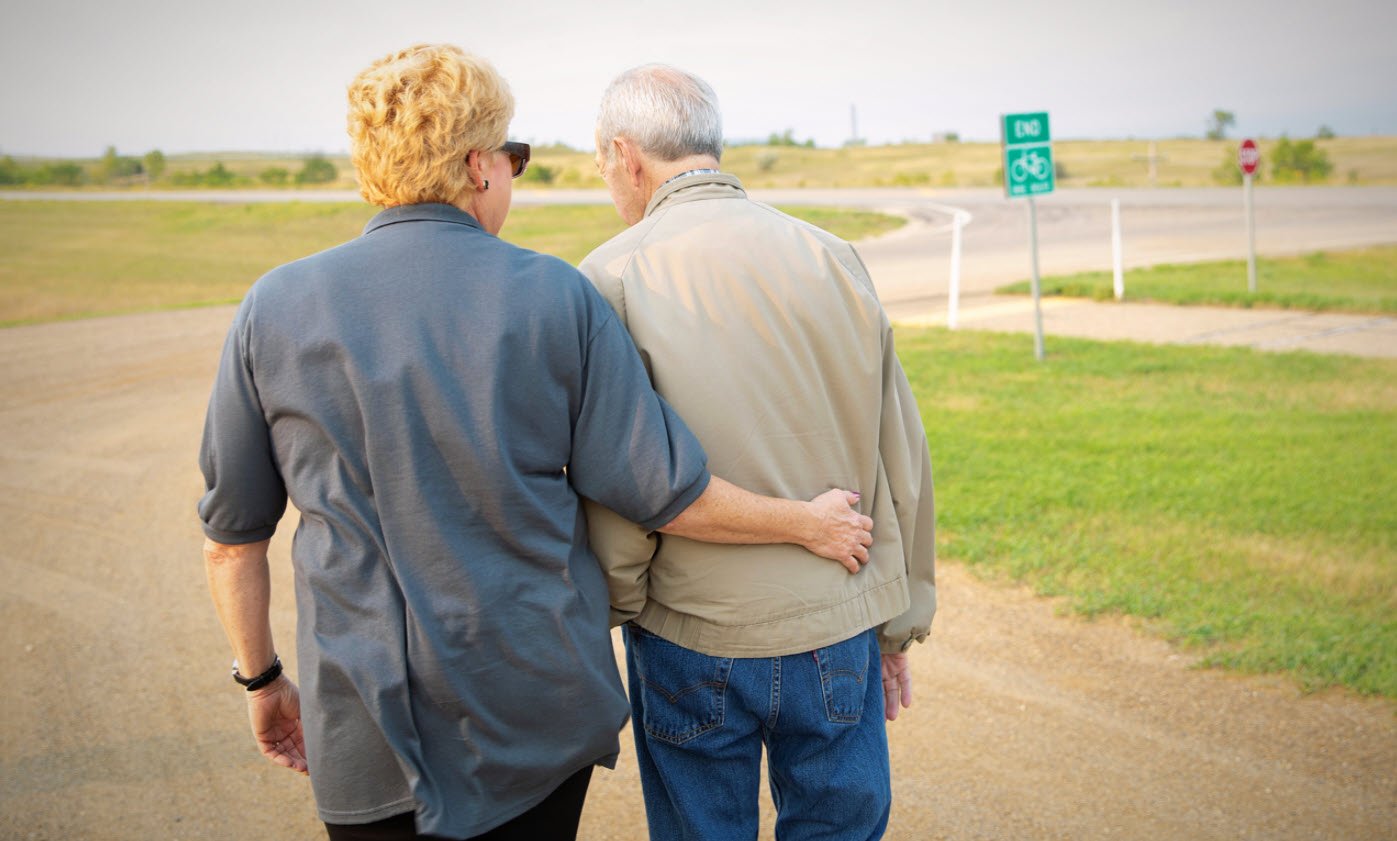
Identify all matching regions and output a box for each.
[644,155,721,199]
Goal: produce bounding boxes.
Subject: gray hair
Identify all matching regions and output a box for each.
[596,64,723,162]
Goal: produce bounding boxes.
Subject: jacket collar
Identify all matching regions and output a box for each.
[363,202,484,236]
[644,171,746,219]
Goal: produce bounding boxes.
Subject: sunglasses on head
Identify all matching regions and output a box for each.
[499,141,531,178]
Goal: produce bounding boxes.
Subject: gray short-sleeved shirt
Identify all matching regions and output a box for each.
[198,203,710,837]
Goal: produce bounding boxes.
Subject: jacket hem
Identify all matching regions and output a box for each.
[635,576,911,658]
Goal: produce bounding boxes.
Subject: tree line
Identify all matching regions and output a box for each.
[0,147,338,187]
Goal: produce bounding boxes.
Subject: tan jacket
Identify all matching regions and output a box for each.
[579,172,935,657]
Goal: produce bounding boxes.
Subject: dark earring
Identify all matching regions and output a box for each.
[483,180,490,191]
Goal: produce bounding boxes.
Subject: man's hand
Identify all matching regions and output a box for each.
[881,652,913,721]
[247,675,309,774]
[802,489,874,573]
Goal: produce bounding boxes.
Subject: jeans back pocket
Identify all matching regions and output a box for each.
[814,631,873,724]
[627,626,732,746]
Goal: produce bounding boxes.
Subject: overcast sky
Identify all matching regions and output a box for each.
[3,0,1394,157]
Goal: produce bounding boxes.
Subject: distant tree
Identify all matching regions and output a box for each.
[766,129,814,148]
[518,163,556,185]
[1271,137,1332,183]
[0,155,25,185]
[98,145,119,182]
[1205,109,1236,140]
[1212,148,1257,185]
[203,161,235,187]
[259,167,290,186]
[1316,125,1336,139]
[295,155,337,185]
[97,145,143,182]
[32,162,85,186]
[143,149,166,182]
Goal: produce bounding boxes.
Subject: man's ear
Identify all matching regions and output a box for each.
[613,137,645,187]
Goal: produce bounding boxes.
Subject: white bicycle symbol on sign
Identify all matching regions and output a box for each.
[1011,150,1051,182]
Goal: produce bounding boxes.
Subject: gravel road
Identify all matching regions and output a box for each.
[1,304,1392,840]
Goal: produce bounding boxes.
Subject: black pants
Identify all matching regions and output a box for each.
[324,766,593,841]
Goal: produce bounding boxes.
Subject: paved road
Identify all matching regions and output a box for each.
[757,187,1397,317]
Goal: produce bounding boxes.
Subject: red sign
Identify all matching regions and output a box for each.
[1238,138,1260,175]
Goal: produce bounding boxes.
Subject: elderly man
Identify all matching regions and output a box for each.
[581,65,936,840]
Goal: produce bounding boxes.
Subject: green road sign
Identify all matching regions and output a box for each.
[1002,112,1054,198]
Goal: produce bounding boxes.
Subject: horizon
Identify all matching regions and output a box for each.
[4,132,1387,162]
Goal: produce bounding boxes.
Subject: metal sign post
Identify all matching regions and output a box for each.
[1028,198,1044,360]
[947,211,965,329]
[1111,197,1124,300]
[1002,111,1054,360]
[1238,138,1260,294]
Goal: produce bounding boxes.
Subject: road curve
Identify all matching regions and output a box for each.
[7,186,1395,324]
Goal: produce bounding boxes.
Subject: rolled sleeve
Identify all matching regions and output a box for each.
[197,299,287,544]
[568,302,710,531]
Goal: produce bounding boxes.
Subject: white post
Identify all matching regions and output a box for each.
[947,211,964,329]
[1029,197,1045,361]
[1244,173,1257,294]
[1111,198,1123,301]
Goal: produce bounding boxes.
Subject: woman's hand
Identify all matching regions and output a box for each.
[247,675,309,774]
[802,489,874,573]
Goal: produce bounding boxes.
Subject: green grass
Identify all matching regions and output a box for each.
[899,326,1397,695]
[0,200,902,326]
[998,246,1397,314]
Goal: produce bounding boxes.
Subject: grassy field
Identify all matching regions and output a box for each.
[0,200,902,326]
[4,197,1391,698]
[901,326,1396,696]
[998,246,1397,313]
[12,136,1397,191]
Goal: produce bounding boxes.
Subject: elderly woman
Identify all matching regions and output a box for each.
[198,44,871,841]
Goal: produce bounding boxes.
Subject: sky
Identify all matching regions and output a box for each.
[3,0,1395,157]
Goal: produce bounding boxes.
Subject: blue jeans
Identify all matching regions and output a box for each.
[623,625,890,841]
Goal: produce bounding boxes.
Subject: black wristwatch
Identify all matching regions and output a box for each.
[232,654,283,691]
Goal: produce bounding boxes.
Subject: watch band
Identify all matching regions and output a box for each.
[232,654,283,691]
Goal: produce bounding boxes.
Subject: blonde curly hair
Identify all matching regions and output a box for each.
[347,44,514,207]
